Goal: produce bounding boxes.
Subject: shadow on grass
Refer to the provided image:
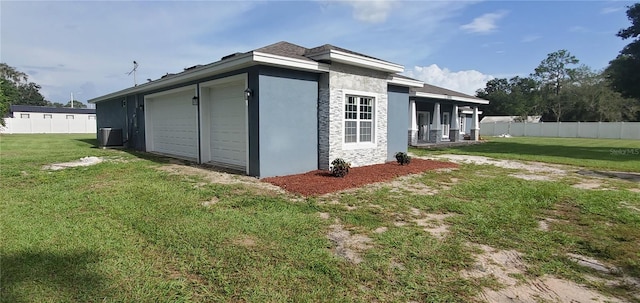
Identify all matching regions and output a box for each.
[73,138,246,175]
[1,250,106,302]
[74,138,100,149]
[446,141,639,162]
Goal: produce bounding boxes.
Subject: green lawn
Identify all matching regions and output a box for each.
[411,136,640,172]
[1,134,639,302]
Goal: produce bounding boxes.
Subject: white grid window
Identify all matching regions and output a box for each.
[344,95,374,143]
[43,114,52,119]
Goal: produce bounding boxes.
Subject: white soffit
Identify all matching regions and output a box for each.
[411,91,489,105]
[89,52,329,104]
[388,76,424,88]
[252,52,330,72]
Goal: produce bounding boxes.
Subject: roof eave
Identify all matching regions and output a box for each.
[252,51,330,73]
[89,52,330,104]
[89,53,255,104]
[411,91,489,105]
[388,75,424,88]
[307,49,404,73]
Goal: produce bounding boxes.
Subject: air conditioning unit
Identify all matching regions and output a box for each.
[99,128,123,148]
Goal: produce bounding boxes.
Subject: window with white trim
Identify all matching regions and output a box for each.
[20,113,30,118]
[43,114,52,119]
[344,95,374,143]
[66,115,74,120]
[88,115,96,120]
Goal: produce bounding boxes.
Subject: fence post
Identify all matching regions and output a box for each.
[619,122,624,139]
[576,121,580,138]
[557,121,561,137]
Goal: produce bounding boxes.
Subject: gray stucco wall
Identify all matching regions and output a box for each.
[96,98,127,146]
[387,85,409,161]
[257,68,319,177]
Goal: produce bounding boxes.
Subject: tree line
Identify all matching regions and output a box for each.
[477,3,640,122]
[0,63,87,125]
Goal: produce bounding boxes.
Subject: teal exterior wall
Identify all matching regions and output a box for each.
[96,98,127,146]
[256,67,319,177]
[387,85,409,161]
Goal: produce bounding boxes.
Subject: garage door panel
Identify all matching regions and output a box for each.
[148,90,198,160]
[209,82,246,169]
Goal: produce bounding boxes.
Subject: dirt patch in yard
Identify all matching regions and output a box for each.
[463,244,625,303]
[326,224,372,264]
[262,159,458,196]
[157,163,285,195]
[423,154,567,175]
[43,156,103,170]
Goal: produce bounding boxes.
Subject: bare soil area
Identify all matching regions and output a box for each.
[262,159,458,196]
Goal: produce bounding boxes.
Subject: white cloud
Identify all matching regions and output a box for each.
[521,35,541,43]
[405,64,494,95]
[460,10,508,34]
[569,26,589,33]
[601,7,622,14]
[342,0,396,23]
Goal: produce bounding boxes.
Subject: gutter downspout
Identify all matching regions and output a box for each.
[196,83,202,164]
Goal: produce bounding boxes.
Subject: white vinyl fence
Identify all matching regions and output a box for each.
[480,122,640,140]
[0,117,97,134]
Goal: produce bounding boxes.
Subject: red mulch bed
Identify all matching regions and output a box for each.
[262,159,458,196]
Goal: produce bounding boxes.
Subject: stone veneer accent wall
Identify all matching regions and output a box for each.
[318,63,389,169]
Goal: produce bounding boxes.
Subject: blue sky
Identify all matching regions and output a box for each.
[1,0,634,105]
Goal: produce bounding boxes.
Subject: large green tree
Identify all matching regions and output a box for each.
[606,3,640,106]
[531,50,579,122]
[0,63,47,105]
[477,52,637,122]
[476,76,542,119]
[563,66,637,121]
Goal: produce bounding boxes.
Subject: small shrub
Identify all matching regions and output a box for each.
[395,152,411,165]
[330,158,351,177]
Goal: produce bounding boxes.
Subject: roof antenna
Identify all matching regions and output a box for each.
[126,61,139,86]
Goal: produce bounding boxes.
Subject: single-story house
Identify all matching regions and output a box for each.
[89,41,487,178]
[1,105,96,134]
[408,83,488,144]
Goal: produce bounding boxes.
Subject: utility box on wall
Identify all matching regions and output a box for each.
[99,128,123,148]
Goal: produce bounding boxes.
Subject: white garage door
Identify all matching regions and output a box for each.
[147,89,198,160]
[209,81,246,170]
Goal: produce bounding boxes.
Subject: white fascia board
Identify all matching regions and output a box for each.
[308,50,404,73]
[388,76,424,88]
[411,91,489,105]
[89,53,254,103]
[252,52,330,72]
[89,52,330,104]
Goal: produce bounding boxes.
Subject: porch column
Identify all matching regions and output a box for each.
[471,106,480,141]
[450,104,460,142]
[430,102,442,143]
[408,99,418,146]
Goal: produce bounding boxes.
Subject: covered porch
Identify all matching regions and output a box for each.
[407,84,489,146]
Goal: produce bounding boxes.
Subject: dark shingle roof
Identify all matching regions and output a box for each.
[252,41,395,64]
[253,41,315,62]
[411,83,484,101]
[10,105,95,114]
